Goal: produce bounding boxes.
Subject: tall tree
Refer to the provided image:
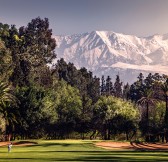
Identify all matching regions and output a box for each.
[14,85,46,139]
[54,81,82,138]
[137,89,156,142]
[86,76,100,103]
[0,81,17,141]
[76,95,92,139]
[123,83,130,100]
[100,76,106,96]
[93,96,138,140]
[114,75,122,98]
[0,40,13,81]
[129,73,145,102]
[0,82,16,109]
[161,78,168,142]
[19,17,56,65]
[9,17,56,86]
[105,76,114,96]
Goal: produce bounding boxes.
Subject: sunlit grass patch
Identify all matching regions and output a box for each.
[0,140,168,161]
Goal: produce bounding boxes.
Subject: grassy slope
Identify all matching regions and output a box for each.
[0,140,168,161]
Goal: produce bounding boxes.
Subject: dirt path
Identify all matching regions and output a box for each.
[95,141,168,150]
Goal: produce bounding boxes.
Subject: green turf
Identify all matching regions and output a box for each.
[0,140,168,161]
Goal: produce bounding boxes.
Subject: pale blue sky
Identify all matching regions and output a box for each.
[0,0,168,36]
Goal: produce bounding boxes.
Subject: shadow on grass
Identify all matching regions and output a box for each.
[21,142,83,148]
[2,151,168,161]
[14,141,38,145]
[2,150,168,161]
[131,142,168,151]
[41,143,71,147]
[2,141,168,161]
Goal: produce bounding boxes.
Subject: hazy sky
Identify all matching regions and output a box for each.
[0,0,168,36]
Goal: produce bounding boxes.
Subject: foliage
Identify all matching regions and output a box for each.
[93,96,139,139]
[0,81,18,140]
[54,81,82,138]
[0,81,16,110]
[1,17,168,141]
[0,114,5,136]
[14,85,46,138]
[0,40,13,81]
[19,17,56,65]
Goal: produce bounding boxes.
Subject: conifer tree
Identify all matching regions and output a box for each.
[161,79,168,142]
[105,76,111,96]
[19,17,56,65]
[114,75,122,98]
[129,73,145,102]
[123,83,130,100]
[100,76,106,96]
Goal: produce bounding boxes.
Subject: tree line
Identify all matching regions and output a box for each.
[0,17,168,142]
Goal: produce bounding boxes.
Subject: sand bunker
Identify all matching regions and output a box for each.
[0,141,37,146]
[95,141,168,150]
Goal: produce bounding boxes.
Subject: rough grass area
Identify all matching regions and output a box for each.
[0,140,168,161]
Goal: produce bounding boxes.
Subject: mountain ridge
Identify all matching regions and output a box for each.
[54,30,168,83]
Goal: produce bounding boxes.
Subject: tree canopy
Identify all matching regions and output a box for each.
[1,17,168,142]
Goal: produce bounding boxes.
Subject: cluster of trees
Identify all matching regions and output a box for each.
[100,72,168,142]
[0,17,168,142]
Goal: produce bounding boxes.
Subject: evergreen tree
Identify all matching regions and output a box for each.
[144,73,153,89]
[123,83,130,100]
[161,78,168,142]
[56,58,69,81]
[105,76,111,96]
[19,17,56,65]
[138,89,156,142]
[129,73,145,102]
[114,75,122,98]
[10,17,56,86]
[0,40,13,81]
[76,95,92,139]
[87,76,100,103]
[100,76,106,96]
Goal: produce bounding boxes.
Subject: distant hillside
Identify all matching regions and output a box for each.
[54,31,168,83]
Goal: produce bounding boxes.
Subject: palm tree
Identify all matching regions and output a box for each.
[0,82,16,107]
[0,81,17,141]
[137,89,156,142]
[161,80,168,124]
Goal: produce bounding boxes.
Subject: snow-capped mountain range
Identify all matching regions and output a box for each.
[54,31,168,83]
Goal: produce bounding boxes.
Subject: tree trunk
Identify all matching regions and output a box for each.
[107,129,110,140]
[126,132,129,141]
[146,102,149,142]
[107,120,110,140]
[82,133,85,140]
[90,130,96,140]
[104,122,108,140]
[165,96,168,126]
[165,96,168,143]
[146,102,149,127]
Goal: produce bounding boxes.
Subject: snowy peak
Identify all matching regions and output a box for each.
[54,31,168,83]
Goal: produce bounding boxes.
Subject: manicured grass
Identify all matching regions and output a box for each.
[0,140,168,161]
